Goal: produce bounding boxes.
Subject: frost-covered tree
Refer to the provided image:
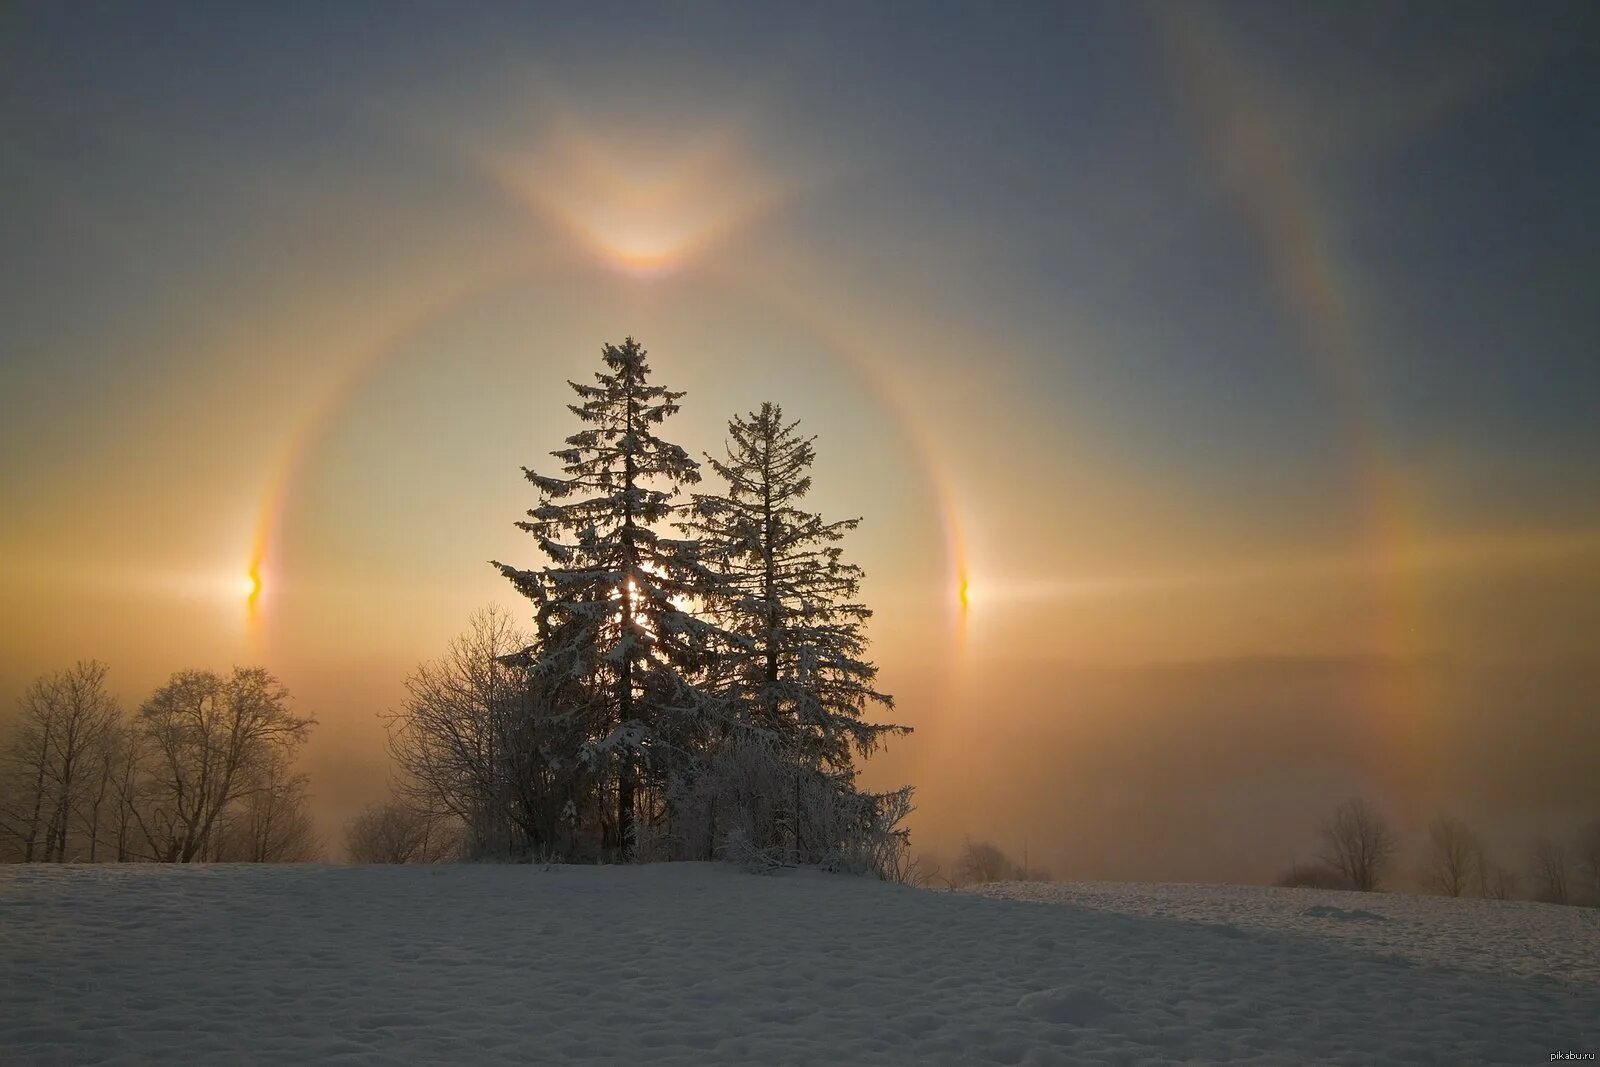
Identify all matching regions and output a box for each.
[682,402,910,863]
[493,337,730,858]
[954,840,1018,886]
[345,799,458,864]
[387,606,599,859]
[687,403,906,768]
[386,606,529,857]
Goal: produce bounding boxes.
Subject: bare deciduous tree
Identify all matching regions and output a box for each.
[215,753,320,862]
[385,606,534,858]
[345,799,457,863]
[1530,838,1571,905]
[954,840,1017,886]
[0,662,120,862]
[134,667,313,863]
[1422,814,1481,897]
[107,720,148,861]
[1576,820,1600,906]
[1318,797,1398,892]
[1477,856,1519,900]
[73,717,124,863]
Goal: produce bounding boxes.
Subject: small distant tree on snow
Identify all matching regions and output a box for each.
[1529,838,1572,905]
[1575,820,1600,906]
[1317,797,1397,892]
[954,840,1017,885]
[1477,857,1519,901]
[1422,814,1481,898]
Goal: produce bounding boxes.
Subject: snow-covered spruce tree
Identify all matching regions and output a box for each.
[681,402,910,870]
[492,337,734,860]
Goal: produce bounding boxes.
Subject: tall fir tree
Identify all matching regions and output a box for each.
[684,402,908,780]
[493,337,726,858]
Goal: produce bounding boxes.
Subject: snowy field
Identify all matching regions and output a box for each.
[2,864,1596,1065]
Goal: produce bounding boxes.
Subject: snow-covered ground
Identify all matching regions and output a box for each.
[972,879,1600,985]
[2,864,1595,1065]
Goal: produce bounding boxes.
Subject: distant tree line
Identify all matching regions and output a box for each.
[0,661,317,863]
[1277,796,1600,906]
[381,337,914,876]
[948,839,1053,887]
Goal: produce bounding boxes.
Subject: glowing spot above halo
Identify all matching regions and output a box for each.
[485,118,783,277]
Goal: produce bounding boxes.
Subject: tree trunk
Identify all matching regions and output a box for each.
[616,753,634,861]
[617,378,638,861]
[793,769,802,863]
[86,800,100,862]
[762,464,779,726]
[23,721,52,862]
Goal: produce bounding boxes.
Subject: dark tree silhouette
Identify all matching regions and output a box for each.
[1530,838,1572,904]
[1318,797,1397,892]
[0,661,119,862]
[135,667,313,862]
[1422,814,1481,898]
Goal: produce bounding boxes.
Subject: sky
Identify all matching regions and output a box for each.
[2,1,1597,879]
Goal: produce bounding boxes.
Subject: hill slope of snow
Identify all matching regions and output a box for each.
[972,878,1600,985]
[3,863,1595,1064]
